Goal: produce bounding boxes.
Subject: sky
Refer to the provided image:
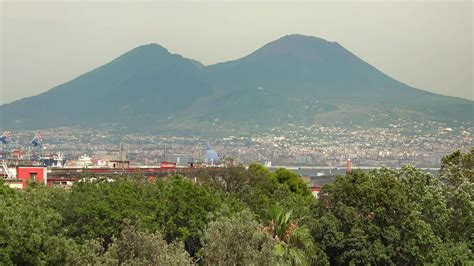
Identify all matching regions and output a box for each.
[1,0,473,105]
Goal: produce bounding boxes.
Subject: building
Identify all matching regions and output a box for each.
[108,160,130,168]
[2,165,47,189]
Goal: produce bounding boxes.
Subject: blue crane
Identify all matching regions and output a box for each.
[0,131,13,160]
[29,132,44,163]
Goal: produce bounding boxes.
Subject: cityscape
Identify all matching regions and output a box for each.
[4,117,471,169]
[1,1,472,265]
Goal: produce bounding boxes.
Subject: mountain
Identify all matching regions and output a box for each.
[0,44,212,129]
[1,34,472,132]
[202,35,472,126]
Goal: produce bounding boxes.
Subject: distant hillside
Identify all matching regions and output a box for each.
[1,34,472,132]
[0,44,212,129]
[202,35,472,126]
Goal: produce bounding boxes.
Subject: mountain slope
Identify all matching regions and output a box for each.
[1,35,472,131]
[0,44,211,128]
[202,34,472,125]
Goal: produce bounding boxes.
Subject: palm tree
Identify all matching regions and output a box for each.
[263,206,313,265]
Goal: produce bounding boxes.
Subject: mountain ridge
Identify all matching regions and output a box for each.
[1,34,472,132]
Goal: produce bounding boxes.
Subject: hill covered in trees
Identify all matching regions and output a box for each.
[1,149,473,265]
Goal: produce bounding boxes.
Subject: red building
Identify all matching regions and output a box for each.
[160,161,177,168]
[16,166,47,189]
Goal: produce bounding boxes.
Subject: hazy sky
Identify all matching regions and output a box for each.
[1,1,473,105]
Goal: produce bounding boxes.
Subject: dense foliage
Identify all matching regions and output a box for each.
[0,149,472,265]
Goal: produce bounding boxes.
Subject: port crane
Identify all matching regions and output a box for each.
[29,132,44,163]
[0,131,13,160]
[1,160,16,179]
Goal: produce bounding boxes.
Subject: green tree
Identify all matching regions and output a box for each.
[195,164,250,194]
[62,178,152,246]
[262,206,321,265]
[103,222,193,265]
[438,149,474,248]
[440,147,473,182]
[62,176,225,256]
[0,185,77,265]
[273,168,312,198]
[200,210,278,265]
[241,164,314,220]
[308,165,474,264]
[196,164,314,221]
[147,176,225,256]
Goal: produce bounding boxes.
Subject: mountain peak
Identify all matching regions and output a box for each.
[248,34,343,62]
[278,34,333,43]
[270,34,339,48]
[123,43,169,57]
[109,42,180,66]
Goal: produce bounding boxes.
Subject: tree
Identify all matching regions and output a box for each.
[273,168,312,198]
[241,164,314,220]
[61,178,152,246]
[262,206,322,265]
[148,176,228,256]
[0,185,77,265]
[200,210,278,265]
[103,222,193,265]
[61,176,226,257]
[437,149,474,248]
[440,147,473,183]
[308,166,473,264]
[196,164,314,221]
[195,164,250,194]
[2,150,470,264]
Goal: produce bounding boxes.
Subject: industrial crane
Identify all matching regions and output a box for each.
[1,160,16,179]
[0,131,13,160]
[29,132,44,162]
